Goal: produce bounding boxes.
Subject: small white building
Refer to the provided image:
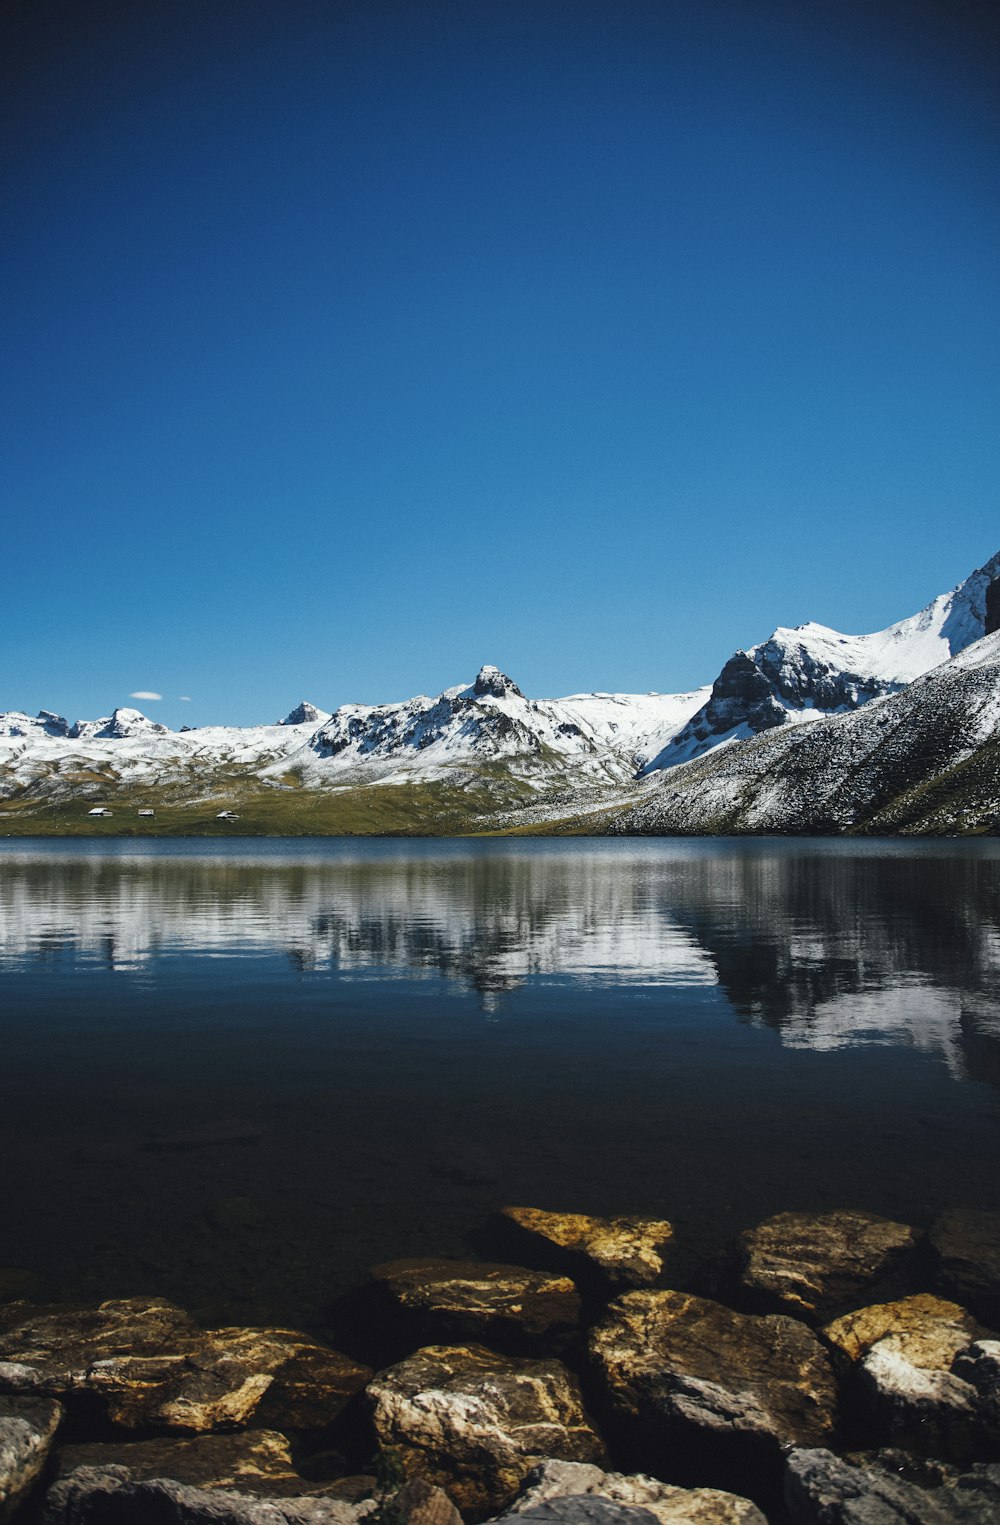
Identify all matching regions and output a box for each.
[138,808,155,817]
[216,810,241,821]
[87,807,113,817]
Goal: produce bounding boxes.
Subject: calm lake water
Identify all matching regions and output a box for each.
[2,837,999,1332]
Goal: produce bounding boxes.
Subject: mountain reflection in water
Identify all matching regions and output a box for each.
[1,838,999,1326]
[2,840,999,1077]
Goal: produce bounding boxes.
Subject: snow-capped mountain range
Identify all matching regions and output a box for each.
[2,549,999,817]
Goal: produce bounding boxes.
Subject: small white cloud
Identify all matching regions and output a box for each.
[179,695,192,702]
[130,690,162,701]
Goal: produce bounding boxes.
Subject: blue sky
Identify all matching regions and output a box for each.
[3,0,998,728]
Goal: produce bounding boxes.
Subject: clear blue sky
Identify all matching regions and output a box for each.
[3,0,998,727]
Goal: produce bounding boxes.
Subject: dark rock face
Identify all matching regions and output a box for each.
[0,1298,370,1434]
[0,1394,62,1522]
[368,1258,582,1354]
[473,666,524,700]
[589,1291,837,1492]
[785,1446,1000,1524]
[736,1210,922,1322]
[367,1342,605,1515]
[985,581,1000,637]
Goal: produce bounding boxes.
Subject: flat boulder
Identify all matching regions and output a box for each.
[785,1446,1000,1524]
[499,1208,673,1292]
[0,1298,370,1433]
[498,1501,659,1525]
[589,1290,837,1488]
[367,1342,605,1515]
[821,1295,996,1461]
[56,1431,309,1496]
[0,1395,61,1522]
[506,1459,767,1524]
[369,1258,581,1354]
[42,1465,373,1525]
[736,1210,921,1322]
[931,1212,1000,1326]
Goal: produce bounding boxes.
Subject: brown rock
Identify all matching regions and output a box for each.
[500,1208,673,1292]
[367,1343,605,1515]
[931,1212,1000,1325]
[823,1295,985,1369]
[822,1295,997,1461]
[369,1258,581,1353]
[736,1210,921,1322]
[589,1290,837,1488]
[0,1298,370,1434]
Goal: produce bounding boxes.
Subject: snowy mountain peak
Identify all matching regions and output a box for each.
[36,710,69,736]
[473,664,523,700]
[76,708,171,740]
[278,700,328,727]
[645,548,1000,772]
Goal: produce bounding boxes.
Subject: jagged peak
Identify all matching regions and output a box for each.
[473,664,523,700]
[278,700,327,727]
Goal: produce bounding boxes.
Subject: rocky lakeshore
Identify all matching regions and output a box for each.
[3,1206,1000,1524]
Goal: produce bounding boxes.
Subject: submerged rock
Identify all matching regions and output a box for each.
[367,1343,605,1515]
[506,1459,767,1524]
[498,1501,659,1525]
[0,1298,370,1433]
[736,1210,921,1322]
[589,1290,837,1488]
[42,1465,374,1524]
[499,1208,674,1292]
[0,1395,61,1522]
[369,1258,581,1353]
[56,1430,309,1495]
[930,1212,1000,1326]
[785,1446,1000,1523]
[822,1294,998,1461]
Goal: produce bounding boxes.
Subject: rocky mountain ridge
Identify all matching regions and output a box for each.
[2,552,999,826]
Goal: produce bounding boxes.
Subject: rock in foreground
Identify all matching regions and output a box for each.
[500,1209,673,1292]
[736,1210,921,1322]
[785,1446,1000,1523]
[0,1298,370,1433]
[367,1343,605,1514]
[506,1459,767,1523]
[590,1291,837,1491]
[0,1395,61,1522]
[822,1295,997,1461]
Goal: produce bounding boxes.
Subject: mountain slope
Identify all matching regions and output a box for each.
[612,629,1000,836]
[645,549,1000,771]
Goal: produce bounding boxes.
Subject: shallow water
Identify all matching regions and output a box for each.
[1,837,999,1329]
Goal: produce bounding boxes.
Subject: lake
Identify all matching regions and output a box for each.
[1,837,999,1334]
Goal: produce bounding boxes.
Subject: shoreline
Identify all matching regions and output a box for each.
[3,1204,1000,1524]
